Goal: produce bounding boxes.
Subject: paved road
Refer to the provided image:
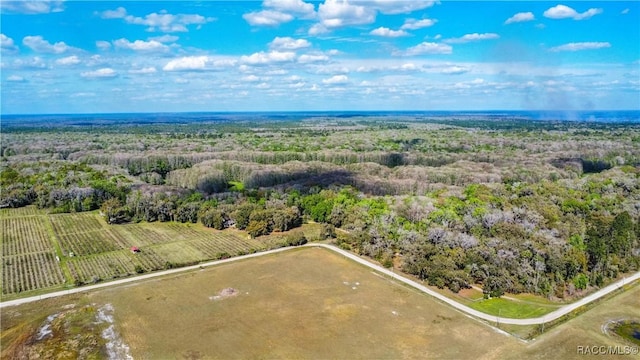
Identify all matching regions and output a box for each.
[2,243,639,327]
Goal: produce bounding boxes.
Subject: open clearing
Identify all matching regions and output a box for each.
[2,247,639,359]
[71,248,640,358]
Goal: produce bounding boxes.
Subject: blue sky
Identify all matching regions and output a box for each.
[1,0,638,114]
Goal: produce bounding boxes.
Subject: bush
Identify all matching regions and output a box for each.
[247,220,270,238]
[201,209,228,230]
[321,223,336,239]
[285,231,307,246]
[573,273,588,290]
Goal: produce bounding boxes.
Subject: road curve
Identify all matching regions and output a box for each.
[311,243,640,325]
[1,243,639,326]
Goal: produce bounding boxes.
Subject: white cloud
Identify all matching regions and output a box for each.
[403,42,452,56]
[149,35,179,43]
[315,0,376,30]
[22,35,74,54]
[621,8,629,15]
[0,1,64,14]
[1,34,19,53]
[9,56,47,69]
[100,7,127,19]
[242,75,261,82]
[101,7,214,32]
[113,38,169,52]
[444,33,500,44]
[309,1,435,34]
[129,67,157,74]
[212,58,238,68]
[7,75,26,82]
[263,0,315,17]
[309,24,330,36]
[96,41,111,51]
[440,66,469,75]
[243,10,293,26]
[549,42,611,52]
[70,92,96,98]
[266,69,288,75]
[56,55,80,66]
[240,51,296,65]
[400,63,417,71]
[370,27,409,38]
[367,0,436,15]
[322,74,349,84]
[269,37,311,50]
[81,68,117,79]
[543,5,602,20]
[163,56,209,71]
[401,18,437,30]
[298,53,329,63]
[504,12,535,24]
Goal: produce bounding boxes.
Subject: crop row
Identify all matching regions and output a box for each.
[1,217,54,256]
[49,212,104,236]
[1,208,273,294]
[58,230,122,256]
[116,224,176,245]
[2,252,65,295]
[153,242,207,265]
[68,252,136,283]
[130,248,167,271]
[0,206,44,218]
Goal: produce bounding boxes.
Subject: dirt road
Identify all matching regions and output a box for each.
[2,243,638,327]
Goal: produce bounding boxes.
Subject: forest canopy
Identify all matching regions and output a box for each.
[2,114,639,299]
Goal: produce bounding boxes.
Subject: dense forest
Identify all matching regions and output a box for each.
[2,114,639,299]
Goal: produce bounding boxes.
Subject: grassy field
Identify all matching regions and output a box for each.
[467,297,561,319]
[2,247,638,359]
[0,207,320,299]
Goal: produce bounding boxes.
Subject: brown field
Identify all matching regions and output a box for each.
[2,247,638,359]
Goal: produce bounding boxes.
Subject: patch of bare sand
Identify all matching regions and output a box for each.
[209,288,239,301]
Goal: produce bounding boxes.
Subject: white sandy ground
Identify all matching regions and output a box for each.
[96,304,133,360]
[2,243,639,327]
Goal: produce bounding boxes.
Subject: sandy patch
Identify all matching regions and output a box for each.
[97,304,133,360]
[209,288,239,301]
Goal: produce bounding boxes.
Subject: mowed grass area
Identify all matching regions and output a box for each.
[91,247,525,359]
[415,277,561,319]
[467,297,560,319]
[1,207,317,299]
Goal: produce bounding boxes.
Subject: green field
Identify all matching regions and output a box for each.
[1,207,309,298]
[467,297,561,319]
[2,247,638,359]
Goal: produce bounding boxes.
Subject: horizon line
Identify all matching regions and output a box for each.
[2,109,639,117]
